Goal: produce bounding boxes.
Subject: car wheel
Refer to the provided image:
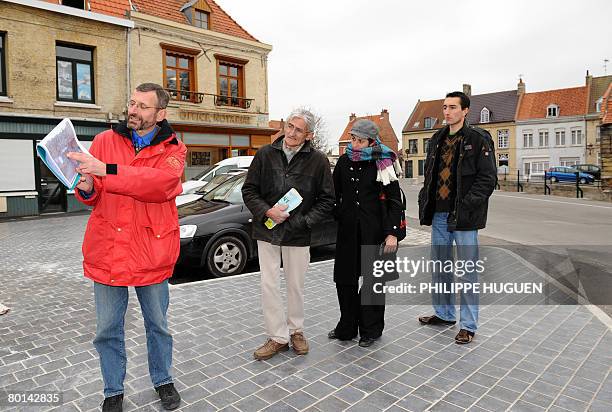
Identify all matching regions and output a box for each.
[206,235,247,277]
[550,176,558,183]
[579,177,588,184]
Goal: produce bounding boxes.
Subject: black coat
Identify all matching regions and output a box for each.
[242,136,335,247]
[418,123,497,231]
[333,155,403,285]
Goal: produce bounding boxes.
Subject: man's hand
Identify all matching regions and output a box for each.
[67,152,107,177]
[265,204,289,224]
[76,174,94,193]
[383,235,398,254]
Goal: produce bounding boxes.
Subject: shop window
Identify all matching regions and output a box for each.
[190,150,211,166]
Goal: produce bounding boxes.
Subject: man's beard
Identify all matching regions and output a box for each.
[128,115,157,131]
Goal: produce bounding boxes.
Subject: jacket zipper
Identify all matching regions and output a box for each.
[453,136,465,221]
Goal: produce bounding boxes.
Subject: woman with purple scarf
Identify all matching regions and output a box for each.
[329,119,405,347]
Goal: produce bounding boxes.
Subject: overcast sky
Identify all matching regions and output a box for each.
[217,0,612,149]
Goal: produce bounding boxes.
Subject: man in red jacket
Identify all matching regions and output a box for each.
[68,83,186,412]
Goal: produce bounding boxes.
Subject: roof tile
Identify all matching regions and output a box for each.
[402,99,445,133]
[588,75,612,114]
[42,0,129,19]
[40,0,258,42]
[517,86,587,120]
[602,83,612,125]
[466,90,519,125]
[132,0,258,42]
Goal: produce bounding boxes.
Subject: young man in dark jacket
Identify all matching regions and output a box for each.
[242,108,334,360]
[417,91,497,344]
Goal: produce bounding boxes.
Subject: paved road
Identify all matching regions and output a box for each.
[1,214,611,412]
[400,181,612,246]
[399,180,612,316]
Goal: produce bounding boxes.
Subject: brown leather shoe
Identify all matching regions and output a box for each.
[253,339,289,360]
[455,329,475,344]
[290,332,309,355]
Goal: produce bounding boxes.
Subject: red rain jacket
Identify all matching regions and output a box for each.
[75,120,186,286]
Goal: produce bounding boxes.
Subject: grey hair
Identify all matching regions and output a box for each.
[135,83,170,109]
[287,108,316,133]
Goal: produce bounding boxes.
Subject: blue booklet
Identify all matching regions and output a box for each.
[36,118,91,190]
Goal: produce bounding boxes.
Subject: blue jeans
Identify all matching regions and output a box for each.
[93,280,173,398]
[430,212,479,332]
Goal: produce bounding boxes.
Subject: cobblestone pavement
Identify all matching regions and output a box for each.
[0,215,611,411]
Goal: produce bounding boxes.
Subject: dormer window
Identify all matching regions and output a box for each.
[480,107,490,123]
[182,0,212,29]
[194,9,210,29]
[596,97,603,112]
[547,104,559,118]
[424,117,435,129]
[62,0,85,9]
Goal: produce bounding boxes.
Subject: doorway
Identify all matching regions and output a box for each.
[36,157,66,213]
[405,160,413,178]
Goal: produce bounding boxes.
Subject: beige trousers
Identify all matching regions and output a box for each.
[257,241,310,344]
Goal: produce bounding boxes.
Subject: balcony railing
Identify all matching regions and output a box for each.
[164,89,253,109]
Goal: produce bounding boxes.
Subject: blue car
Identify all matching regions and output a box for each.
[547,166,594,184]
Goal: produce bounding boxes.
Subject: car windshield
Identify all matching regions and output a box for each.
[191,165,215,181]
[202,174,246,203]
[194,174,235,195]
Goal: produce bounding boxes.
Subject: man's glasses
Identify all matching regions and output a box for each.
[285,122,308,135]
[127,101,163,111]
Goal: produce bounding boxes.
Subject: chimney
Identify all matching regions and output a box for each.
[586,69,593,87]
[517,78,526,95]
[380,109,389,118]
[463,84,472,96]
[349,113,356,121]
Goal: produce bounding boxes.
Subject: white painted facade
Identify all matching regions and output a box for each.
[516,115,587,177]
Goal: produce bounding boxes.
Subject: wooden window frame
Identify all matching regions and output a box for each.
[0,33,6,97]
[214,54,248,109]
[55,42,95,103]
[193,9,211,29]
[161,43,199,103]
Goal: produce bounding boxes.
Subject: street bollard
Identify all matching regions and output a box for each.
[575,172,583,198]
